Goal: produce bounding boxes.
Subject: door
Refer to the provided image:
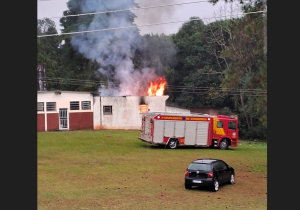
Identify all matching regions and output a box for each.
[213,161,226,184]
[219,160,231,183]
[212,118,225,139]
[144,117,151,136]
[196,121,209,145]
[164,121,175,137]
[59,109,69,130]
[153,120,164,143]
[185,122,197,145]
[227,120,238,142]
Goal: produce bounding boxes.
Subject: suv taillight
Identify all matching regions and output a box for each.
[207,172,213,178]
[185,170,189,176]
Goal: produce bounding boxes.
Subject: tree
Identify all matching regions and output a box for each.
[209,0,267,138]
[37,18,60,90]
[167,17,233,109]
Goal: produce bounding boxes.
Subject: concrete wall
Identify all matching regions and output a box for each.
[100,96,169,130]
[166,105,191,114]
[93,96,101,130]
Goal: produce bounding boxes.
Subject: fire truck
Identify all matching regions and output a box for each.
[138,112,238,150]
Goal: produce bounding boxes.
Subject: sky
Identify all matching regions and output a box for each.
[37,0,243,35]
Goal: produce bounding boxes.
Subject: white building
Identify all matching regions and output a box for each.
[37,91,95,131]
[37,91,183,131]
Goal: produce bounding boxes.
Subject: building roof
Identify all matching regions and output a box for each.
[37,91,100,96]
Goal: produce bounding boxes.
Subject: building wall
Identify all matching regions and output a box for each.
[37,92,170,131]
[37,91,94,113]
[166,106,191,114]
[100,96,169,130]
[37,114,45,132]
[37,91,94,131]
[93,96,101,130]
[69,112,93,130]
[47,113,59,131]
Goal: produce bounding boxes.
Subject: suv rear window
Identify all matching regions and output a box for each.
[188,163,211,171]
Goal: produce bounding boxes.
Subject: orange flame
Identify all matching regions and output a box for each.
[147,77,167,96]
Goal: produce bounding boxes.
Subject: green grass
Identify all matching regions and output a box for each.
[38,130,267,210]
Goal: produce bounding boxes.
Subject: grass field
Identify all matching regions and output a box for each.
[38,130,267,210]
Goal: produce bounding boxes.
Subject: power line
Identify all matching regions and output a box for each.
[37,0,252,3]
[40,1,217,20]
[36,0,216,2]
[38,77,267,94]
[40,81,267,97]
[37,10,266,37]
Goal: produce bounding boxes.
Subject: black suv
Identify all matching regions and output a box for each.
[184,158,235,192]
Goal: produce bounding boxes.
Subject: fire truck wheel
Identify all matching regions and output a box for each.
[219,139,229,150]
[168,139,178,149]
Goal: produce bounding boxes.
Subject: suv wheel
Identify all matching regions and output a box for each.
[213,179,219,192]
[229,173,235,184]
[185,184,192,189]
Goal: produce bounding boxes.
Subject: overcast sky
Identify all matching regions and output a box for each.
[37,0,242,35]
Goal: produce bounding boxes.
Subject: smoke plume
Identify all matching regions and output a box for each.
[69,0,177,96]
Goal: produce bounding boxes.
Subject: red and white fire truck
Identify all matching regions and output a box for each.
[138,112,238,149]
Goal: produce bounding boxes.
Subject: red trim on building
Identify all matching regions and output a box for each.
[37,114,45,132]
[47,113,59,131]
[69,112,93,130]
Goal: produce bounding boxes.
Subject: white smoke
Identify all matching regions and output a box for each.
[69,0,155,96]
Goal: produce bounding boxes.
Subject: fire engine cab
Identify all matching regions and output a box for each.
[138,112,238,150]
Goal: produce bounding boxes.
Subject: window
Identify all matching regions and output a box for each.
[139,104,148,114]
[70,101,80,110]
[103,106,112,115]
[214,161,228,170]
[217,121,223,128]
[81,101,91,110]
[46,102,56,111]
[213,161,222,170]
[188,163,211,171]
[228,121,236,130]
[37,102,44,111]
[219,161,228,170]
